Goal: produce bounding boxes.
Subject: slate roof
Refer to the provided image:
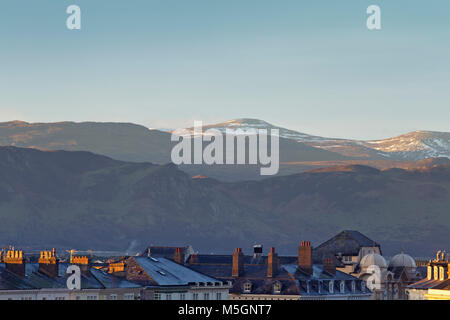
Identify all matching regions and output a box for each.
[313,230,381,264]
[283,264,358,281]
[133,257,223,286]
[0,262,139,290]
[140,246,192,260]
[408,277,450,290]
[185,256,368,297]
[90,268,140,289]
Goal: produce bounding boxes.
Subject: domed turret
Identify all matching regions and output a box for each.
[360,253,387,270]
[389,252,416,269]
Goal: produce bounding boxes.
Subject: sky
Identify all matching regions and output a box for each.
[0,0,449,140]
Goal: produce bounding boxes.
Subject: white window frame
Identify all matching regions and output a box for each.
[243,282,252,293]
[273,282,282,294]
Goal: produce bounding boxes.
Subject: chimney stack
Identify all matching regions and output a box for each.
[38,248,59,278]
[174,247,185,265]
[71,255,90,275]
[4,249,25,278]
[298,241,312,274]
[232,248,244,277]
[323,257,336,276]
[109,261,125,275]
[267,247,279,278]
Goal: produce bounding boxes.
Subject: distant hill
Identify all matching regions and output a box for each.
[0,146,448,256]
[0,121,173,164]
[1,120,448,181]
[185,118,450,161]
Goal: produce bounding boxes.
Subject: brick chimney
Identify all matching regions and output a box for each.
[267,247,279,278]
[38,248,59,278]
[323,257,336,276]
[298,241,312,274]
[71,255,90,275]
[189,253,199,264]
[4,249,26,278]
[108,261,125,276]
[232,248,244,277]
[174,247,185,265]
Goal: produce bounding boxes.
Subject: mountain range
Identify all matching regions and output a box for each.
[0,146,449,256]
[1,119,449,181]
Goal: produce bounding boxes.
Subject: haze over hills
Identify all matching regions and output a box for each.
[0,120,173,164]
[0,146,448,256]
[185,118,450,161]
[0,119,449,181]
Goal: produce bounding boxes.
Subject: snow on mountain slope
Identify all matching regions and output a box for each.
[183,118,334,141]
[364,131,450,160]
[183,119,450,161]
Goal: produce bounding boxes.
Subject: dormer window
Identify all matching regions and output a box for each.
[273,281,282,294]
[243,281,252,293]
[340,281,345,293]
[329,280,334,294]
[343,256,352,263]
[361,281,366,292]
[434,266,439,280]
[351,281,356,293]
[439,267,445,281]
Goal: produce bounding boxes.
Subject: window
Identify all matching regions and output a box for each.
[343,256,352,263]
[154,293,161,300]
[243,282,252,293]
[361,281,366,292]
[440,267,445,281]
[124,293,134,300]
[340,281,345,294]
[75,296,81,300]
[273,282,282,294]
[180,293,186,300]
[204,293,209,300]
[165,294,172,300]
[427,266,432,280]
[351,281,356,293]
[87,295,98,300]
[55,297,65,300]
[193,293,199,300]
[109,294,117,300]
[329,281,334,294]
[216,293,222,300]
[434,266,439,280]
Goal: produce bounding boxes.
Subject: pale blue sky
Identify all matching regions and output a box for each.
[0,0,449,139]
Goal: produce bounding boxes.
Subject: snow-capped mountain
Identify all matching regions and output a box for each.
[363,131,450,161]
[183,118,450,161]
